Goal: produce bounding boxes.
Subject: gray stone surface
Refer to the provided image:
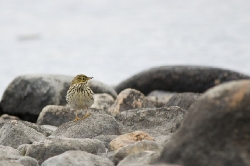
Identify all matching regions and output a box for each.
[91,93,115,110]
[0,155,38,166]
[41,150,114,166]
[159,80,250,166]
[0,145,20,156]
[0,114,19,129]
[0,74,117,122]
[93,135,117,148]
[165,92,201,110]
[147,91,176,108]
[116,107,186,144]
[108,88,155,116]
[110,140,162,165]
[0,120,45,148]
[25,137,106,165]
[51,112,121,138]
[115,66,250,95]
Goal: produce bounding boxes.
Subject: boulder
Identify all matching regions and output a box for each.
[41,150,114,166]
[25,137,106,165]
[51,112,121,138]
[115,66,250,95]
[1,74,117,122]
[159,80,250,166]
[0,120,45,148]
[0,155,38,166]
[109,131,154,151]
[147,91,176,108]
[108,88,155,116]
[116,107,186,144]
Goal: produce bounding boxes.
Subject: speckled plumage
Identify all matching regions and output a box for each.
[66,74,94,121]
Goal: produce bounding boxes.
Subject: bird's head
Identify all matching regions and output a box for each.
[70,74,93,86]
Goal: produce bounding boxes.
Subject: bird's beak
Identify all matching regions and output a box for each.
[88,77,93,80]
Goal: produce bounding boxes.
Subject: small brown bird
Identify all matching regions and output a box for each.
[66,74,94,121]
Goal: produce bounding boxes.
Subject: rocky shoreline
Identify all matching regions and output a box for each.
[0,65,250,166]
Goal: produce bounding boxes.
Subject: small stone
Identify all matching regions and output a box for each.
[0,155,38,166]
[109,131,154,151]
[0,145,20,156]
[91,93,115,110]
[147,91,176,108]
[108,88,155,116]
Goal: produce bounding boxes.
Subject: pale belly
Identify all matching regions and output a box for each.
[66,91,94,110]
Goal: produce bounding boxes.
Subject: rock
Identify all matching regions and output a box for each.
[0,74,72,122]
[117,151,160,166]
[109,131,154,151]
[41,150,114,166]
[41,125,57,132]
[147,91,176,108]
[165,92,201,110]
[0,145,20,156]
[91,93,115,110]
[0,155,38,166]
[93,135,117,148]
[1,74,117,122]
[110,140,162,165]
[25,137,106,165]
[158,80,250,166]
[51,112,121,138]
[0,114,19,129]
[0,120,45,148]
[108,88,155,116]
[37,105,74,127]
[21,121,53,136]
[117,107,186,144]
[18,144,31,156]
[115,66,250,95]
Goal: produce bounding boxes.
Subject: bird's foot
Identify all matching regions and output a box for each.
[73,116,81,122]
[82,113,91,120]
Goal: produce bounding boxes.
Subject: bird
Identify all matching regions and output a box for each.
[66,74,94,122]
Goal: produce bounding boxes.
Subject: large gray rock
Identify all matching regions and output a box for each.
[41,150,114,166]
[0,155,38,166]
[108,88,155,116]
[0,120,45,148]
[0,145,20,156]
[51,112,121,138]
[110,140,162,165]
[25,137,106,165]
[1,74,117,122]
[115,66,250,95]
[159,80,250,166]
[116,107,186,144]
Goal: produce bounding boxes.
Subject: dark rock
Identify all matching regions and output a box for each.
[41,150,114,166]
[159,80,250,166]
[0,155,38,166]
[92,93,115,110]
[108,88,155,116]
[0,145,20,156]
[115,65,250,95]
[25,137,106,165]
[110,140,162,165]
[0,120,45,148]
[117,107,186,144]
[93,135,118,148]
[165,92,200,110]
[1,74,117,122]
[51,112,121,138]
[147,91,176,108]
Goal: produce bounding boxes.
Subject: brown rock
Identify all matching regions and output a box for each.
[109,131,154,151]
[108,88,155,116]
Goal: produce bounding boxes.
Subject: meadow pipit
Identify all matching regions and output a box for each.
[66,74,94,122]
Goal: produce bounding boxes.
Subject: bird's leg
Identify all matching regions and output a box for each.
[82,108,91,120]
[73,110,81,122]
